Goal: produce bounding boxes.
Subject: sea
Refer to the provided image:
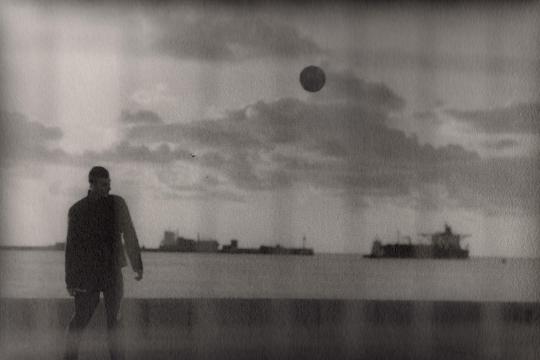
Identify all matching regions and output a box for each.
[1,250,539,302]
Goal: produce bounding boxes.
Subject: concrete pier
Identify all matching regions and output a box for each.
[1,298,539,359]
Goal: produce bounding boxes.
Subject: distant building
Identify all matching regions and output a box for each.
[194,239,219,252]
[159,231,219,252]
[176,237,196,251]
[221,239,239,253]
[160,231,177,248]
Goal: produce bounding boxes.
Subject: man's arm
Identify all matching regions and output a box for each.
[65,207,83,294]
[117,197,143,278]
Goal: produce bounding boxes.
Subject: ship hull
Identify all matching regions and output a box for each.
[365,244,469,259]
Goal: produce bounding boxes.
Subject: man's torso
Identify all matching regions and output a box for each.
[68,195,126,290]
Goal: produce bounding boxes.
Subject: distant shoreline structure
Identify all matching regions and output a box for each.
[2,233,315,256]
[0,242,66,251]
[364,224,470,259]
[157,231,314,255]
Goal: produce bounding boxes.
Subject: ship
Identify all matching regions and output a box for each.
[365,224,470,259]
[221,239,314,255]
[155,231,314,255]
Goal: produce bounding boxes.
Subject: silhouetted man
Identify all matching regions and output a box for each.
[64,166,143,360]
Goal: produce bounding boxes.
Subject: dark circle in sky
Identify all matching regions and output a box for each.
[300,65,326,92]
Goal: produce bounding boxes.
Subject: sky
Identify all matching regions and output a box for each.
[1,1,539,257]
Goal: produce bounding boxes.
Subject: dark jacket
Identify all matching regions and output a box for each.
[65,193,143,290]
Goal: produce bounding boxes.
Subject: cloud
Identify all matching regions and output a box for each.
[82,141,194,164]
[130,97,474,166]
[49,181,85,198]
[0,111,69,163]
[126,102,481,209]
[127,67,406,159]
[0,111,194,168]
[482,138,519,151]
[413,110,442,124]
[445,102,540,135]
[155,170,245,203]
[5,70,537,213]
[157,189,245,203]
[445,157,540,214]
[151,12,322,61]
[1,111,62,143]
[120,109,164,125]
[323,69,405,112]
[123,67,539,213]
[130,83,177,107]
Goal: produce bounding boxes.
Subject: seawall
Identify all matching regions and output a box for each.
[1,298,539,359]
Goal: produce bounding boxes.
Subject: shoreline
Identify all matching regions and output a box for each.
[2,247,535,259]
[0,246,315,255]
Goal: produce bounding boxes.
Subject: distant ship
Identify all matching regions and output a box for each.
[365,224,470,259]
[221,239,314,255]
[156,232,314,256]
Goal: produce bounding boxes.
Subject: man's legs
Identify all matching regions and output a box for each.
[104,270,125,360]
[64,291,100,360]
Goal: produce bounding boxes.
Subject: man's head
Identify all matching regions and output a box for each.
[88,166,111,198]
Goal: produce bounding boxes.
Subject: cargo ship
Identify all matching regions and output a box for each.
[365,224,469,259]
[156,231,314,255]
[221,239,314,255]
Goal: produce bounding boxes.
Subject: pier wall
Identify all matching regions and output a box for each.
[1,298,539,359]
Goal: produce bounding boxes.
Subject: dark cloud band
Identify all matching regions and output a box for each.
[446,103,540,135]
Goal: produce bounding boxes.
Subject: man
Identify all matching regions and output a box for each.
[64,166,143,360]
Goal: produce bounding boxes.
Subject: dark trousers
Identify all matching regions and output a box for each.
[64,273,124,360]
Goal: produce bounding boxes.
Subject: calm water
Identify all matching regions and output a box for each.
[1,250,539,301]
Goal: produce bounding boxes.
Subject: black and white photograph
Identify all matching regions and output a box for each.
[1,0,539,359]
